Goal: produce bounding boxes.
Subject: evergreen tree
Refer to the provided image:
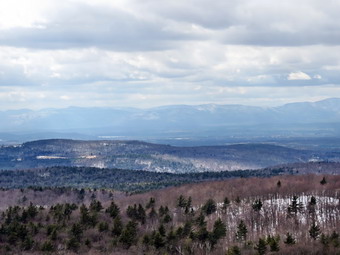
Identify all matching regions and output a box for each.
[137,204,146,224]
[266,235,280,252]
[41,240,55,252]
[106,201,120,218]
[153,232,165,249]
[195,212,207,227]
[146,197,156,209]
[277,180,281,188]
[320,176,327,185]
[89,200,103,212]
[98,221,109,232]
[309,222,321,240]
[254,238,267,255]
[212,218,226,240]
[308,196,317,214]
[67,237,80,252]
[163,214,172,223]
[177,195,187,208]
[197,226,209,243]
[158,205,166,217]
[70,223,83,241]
[148,207,157,219]
[320,233,330,247]
[21,236,34,251]
[210,218,227,247]
[158,224,166,237]
[287,196,303,216]
[112,215,123,236]
[222,197,230,213]
[226,245,241,255]
[202,198,217,215]
[284,232,296,245]
[183,220,192,237]
[309,196,317,206]
[142,234,151,247]
[252,199,263,212]
[80,204,90,225]
[27,203,38,219]
[236,220,247,241]
[185,196,192,214]
[119,221,138,248]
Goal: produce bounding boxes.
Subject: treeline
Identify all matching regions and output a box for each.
[0,187,339,254]
[0,166,290,192]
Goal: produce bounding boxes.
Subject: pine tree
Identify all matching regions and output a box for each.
[267,235,280,252]
[137,204,146,224]
[27,203,38,219]
[210,218,226,247]
[252,199,263,212]
[153,232,165,249]
[89,200,103,212]
[177,195,187,208]
[195,212,207,227]
[146,197,155,209]
[158,205,166,217]
[185,196,192,214]
[202,198,217,215]
[226,245,241,255]
[158,224,166,237]
[309,196,317,206]
[287,196,303,216]
[148,207,157,219]
[277,180,281,188]
[119,221,138,248]
[320,176,327,185]
[70,223,83,241]
[21,236,34,251]
[41,240,55,252]
[98,221,109,232]
[106,201,120,218]
[112,215,123,236]
[222,197,230,213]
[254,238,267,255]
[162,214,172,223]
[183,220,192,237]
[284,232,296,245]
[212,218,226,240]
[236,220,247,241]
[309,222,321,240]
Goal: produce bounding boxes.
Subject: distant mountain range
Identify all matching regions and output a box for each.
[1,139,339,172]
[0,98,339,144]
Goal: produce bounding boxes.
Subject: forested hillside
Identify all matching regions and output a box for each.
[0,162,339,193]
[1,139,340,172]
[0,175,339,254]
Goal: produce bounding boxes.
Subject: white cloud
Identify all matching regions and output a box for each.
[0,0,340,110]
[287,71,311,80]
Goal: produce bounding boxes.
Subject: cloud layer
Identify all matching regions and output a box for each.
[0,0,339,109]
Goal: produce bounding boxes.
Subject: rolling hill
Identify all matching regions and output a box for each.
[1,139,339,172]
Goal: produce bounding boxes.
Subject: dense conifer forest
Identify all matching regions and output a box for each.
[0,165,292,192]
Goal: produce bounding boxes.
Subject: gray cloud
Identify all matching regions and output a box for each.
[0,3,194,51]
[0,0,339,110]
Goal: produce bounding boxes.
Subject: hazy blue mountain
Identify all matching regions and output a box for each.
[0,98,339,143]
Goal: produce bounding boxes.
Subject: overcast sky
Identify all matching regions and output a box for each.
[0,0,340,110]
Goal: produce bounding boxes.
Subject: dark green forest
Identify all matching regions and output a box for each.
[0,166,291,192]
